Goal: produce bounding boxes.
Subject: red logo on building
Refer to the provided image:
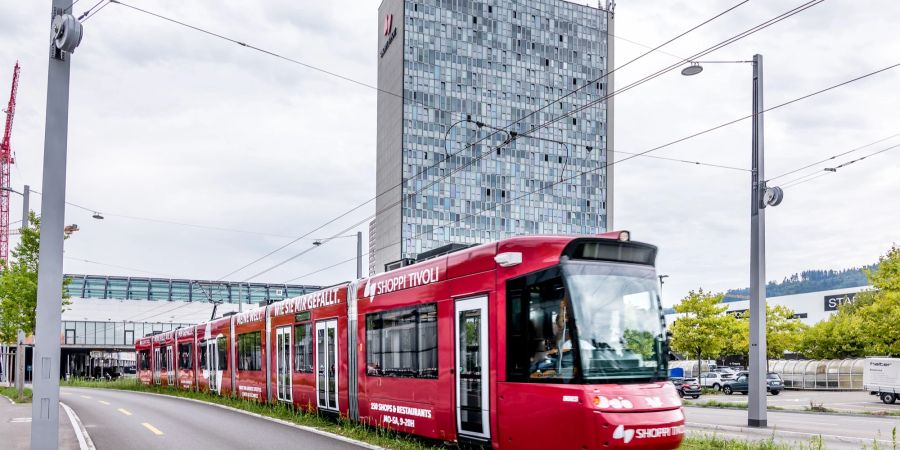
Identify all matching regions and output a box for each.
[384,14,393,36]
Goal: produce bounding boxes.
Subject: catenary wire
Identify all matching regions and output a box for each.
[106,0,748,279]
[240,1,827,282]
[780,171,830,189]
[215,0,753,279]
[271,0,826,281]
[26,189,299,239]
[767,132,900,181]
[76,0,105,20]
[285,60,900,283]
[512,1,825,144]
[781,142,900,190]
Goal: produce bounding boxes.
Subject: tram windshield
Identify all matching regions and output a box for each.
[562,260,666,381]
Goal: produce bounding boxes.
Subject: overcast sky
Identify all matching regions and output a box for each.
[1,0,897,307]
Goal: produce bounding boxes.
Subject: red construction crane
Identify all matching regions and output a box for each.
[0,62,20,263]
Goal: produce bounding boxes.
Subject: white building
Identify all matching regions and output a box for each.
[664,285,871,328]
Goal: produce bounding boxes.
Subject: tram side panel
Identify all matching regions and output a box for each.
[175,326,196,390]
[136,338,152,385]
[196,317,232,396]
[233,308,269,402]
[267,286,349,415]
[151,331,176,387]
[357,260,449,441]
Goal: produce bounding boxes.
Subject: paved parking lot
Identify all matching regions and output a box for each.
[684,389,899,414]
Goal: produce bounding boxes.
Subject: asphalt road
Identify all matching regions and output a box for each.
[61,387,368,450]
[685,406,900,449]
[685,388,899,414]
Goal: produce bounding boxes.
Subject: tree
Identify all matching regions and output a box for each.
[0,212,70,344]
[669,289,738,375]
[798,244,900,358]
[728,305,807,360]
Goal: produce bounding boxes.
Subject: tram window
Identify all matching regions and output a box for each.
[217,336,228,370]
[159,346,168,370]
[139,350,150,370]
[178,343,192,369]
[506,267,577,382]
[366,304,437,379]
[238,331,262,371]
[199,341,208,367]
[294,323,313,373]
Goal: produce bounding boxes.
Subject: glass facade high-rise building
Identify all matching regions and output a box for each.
[374,0,614,273]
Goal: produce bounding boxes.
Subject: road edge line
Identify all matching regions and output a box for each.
[61,401,96,450]
[1,393,16,405]
[686,421,893,446]
[65,387,381,450]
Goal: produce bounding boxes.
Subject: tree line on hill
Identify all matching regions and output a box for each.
[669,244,900,363]
[724,265,876,301]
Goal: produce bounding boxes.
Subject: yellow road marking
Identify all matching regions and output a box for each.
[118,408,132,416]
[99,400,110,405]
[142,422,164,436]
[80,395,92,399]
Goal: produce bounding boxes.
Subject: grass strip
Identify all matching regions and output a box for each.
[682,434,825,450]
[0,385,32,403]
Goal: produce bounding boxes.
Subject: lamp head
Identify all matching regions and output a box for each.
[681,62,704,76]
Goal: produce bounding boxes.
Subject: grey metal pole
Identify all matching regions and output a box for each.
[748,53,768,428]
[21,185,29,227]
[32,2,79,446]
[356,231,363,279]
[15,185,28,397]
[15,331,24,397]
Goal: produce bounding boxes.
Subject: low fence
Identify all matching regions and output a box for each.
[668,358,866,390]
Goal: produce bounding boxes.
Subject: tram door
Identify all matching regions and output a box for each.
[455,296,490,440]
[206,339,219,393]
[153,347,162,385]
[276,326,292,402]
[315,320,338,411]
[166,346,174,385]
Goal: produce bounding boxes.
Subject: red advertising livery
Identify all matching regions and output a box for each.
[136,233,684,449]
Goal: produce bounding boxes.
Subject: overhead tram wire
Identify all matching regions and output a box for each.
[64,256,173,277]
[209,0,753,280]
[509,0,825,144]
[782,143,900,190]
[106,0,749,280]
[76,0,108,22]
[235,2,830,282]
[767,132,900,182]
[81,1,112,22]
[26,189,298,239]
[265,0,826,271]
[284,60,900,284]
[250,1,831,283]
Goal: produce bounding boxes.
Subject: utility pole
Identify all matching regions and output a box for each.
[31,4,81,448]
[357,231,363,279]
[748,54,783,428]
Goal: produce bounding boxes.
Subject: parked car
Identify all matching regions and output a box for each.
[722,372,783,395]
[699,372,735,390]
[672,377,702,399]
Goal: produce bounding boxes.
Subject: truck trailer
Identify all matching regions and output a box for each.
[863,357,900,404]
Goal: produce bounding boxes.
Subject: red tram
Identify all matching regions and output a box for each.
[136,233,684,449]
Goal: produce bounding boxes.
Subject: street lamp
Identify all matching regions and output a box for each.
[311,233,364,279]
[682,55,783,428]
[658,274,669,297]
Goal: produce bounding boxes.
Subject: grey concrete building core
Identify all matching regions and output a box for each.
[375,0,612,273]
